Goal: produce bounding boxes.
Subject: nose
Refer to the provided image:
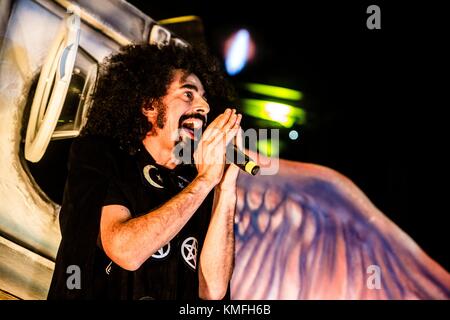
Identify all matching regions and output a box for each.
[193,96,210,115]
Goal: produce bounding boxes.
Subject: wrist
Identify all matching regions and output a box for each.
[195,174,218,191]
[215,182,237,194]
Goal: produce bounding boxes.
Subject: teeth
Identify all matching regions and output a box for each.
[182,118,203,129]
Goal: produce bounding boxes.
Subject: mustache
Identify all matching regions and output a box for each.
[178,113,207,129]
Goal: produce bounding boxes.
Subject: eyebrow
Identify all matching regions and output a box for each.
[180,83,199,91]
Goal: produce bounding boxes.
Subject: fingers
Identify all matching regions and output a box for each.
[194,111,243,177]
[215,108,235,129]
[225,113,242,145]
[209,112,241,148]
[234,125,244,151]
[201,108,233,141]
[202,108,240,143]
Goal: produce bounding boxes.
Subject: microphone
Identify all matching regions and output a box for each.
[226,144,260,176]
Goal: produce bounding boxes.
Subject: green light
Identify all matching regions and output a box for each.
[244,83,303,101]
[264,102,290,124]
[256,139,282,157]
[241,98,306,127]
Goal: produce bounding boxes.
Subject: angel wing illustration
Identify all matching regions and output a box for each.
[231,153,450,299]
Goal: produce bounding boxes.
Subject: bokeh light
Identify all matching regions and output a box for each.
[224,29,255,75]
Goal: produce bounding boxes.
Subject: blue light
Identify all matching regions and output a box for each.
[225,29,250,76]
[289,130,299,140]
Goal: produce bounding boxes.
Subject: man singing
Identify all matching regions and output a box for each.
[48,42,241,300]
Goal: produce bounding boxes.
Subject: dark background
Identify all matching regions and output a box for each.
[125,0,447,269]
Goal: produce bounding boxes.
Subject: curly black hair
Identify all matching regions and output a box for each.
[81,42,236,155]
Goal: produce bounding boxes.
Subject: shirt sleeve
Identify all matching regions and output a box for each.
[102,176,131,208]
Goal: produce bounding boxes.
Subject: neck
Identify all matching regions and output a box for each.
[142,135,178,169]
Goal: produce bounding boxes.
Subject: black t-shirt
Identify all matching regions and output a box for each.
[47,136,213,300]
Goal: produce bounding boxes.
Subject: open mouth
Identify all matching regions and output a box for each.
[180,118,203,140]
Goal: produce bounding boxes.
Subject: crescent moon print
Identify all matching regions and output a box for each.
[143,165,164,189]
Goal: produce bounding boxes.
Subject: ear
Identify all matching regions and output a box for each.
[141,98,157,121]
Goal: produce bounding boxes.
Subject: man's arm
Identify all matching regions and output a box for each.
[100,175,215,271]
[198,184,236,300]
[198,125,242,300]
